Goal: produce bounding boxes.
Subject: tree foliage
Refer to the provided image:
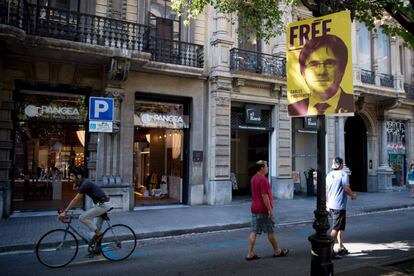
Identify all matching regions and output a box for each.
[171,0,414,49]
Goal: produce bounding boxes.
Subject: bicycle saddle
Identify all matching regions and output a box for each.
[99,207,114,221]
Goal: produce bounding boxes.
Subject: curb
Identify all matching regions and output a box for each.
[1,205,414,254]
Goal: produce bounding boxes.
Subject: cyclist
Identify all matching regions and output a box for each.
[58,168,111,252]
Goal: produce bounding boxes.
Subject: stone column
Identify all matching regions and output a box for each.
[272,95,293,200]
[207,77,232,205]
[336,117,350,172]
[0,81,13,218]
[209,10,234,72]
[371,30,380,85]
[390,36,401,90]
[104,87,123,177]
[271,3,292,56]
[353,22,362,85]
[87,55,130,211]
[377,119,393,192]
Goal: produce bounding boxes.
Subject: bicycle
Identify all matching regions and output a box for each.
[35,208,137,268]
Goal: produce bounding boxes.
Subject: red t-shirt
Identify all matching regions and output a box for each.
[250,174,273,214]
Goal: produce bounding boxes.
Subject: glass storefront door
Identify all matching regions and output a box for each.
[134,128,184,205]
[134,100,188,206]
[231,130,270,196]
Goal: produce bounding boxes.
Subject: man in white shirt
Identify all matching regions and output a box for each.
[326,157,357,257]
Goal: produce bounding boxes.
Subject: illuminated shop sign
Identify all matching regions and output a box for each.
[24,105,80,117]
[16,92,87,123]
[245,105,261,125]
[134,112,189,129]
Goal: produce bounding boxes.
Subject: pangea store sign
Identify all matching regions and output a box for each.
[25,105,80,117]
[135,112,189,129]
[17,92,86,123]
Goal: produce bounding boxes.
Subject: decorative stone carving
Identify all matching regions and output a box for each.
[210,77,232,92]
[232,78,245,93]
[108,57,130,82]
[378,98,401,119]
[355,96,365,112]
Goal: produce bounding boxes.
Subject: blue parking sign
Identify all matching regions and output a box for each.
[89,97,114,121]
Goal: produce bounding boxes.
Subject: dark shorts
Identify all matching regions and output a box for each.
[330,209,346,231]
[250,213,275,234]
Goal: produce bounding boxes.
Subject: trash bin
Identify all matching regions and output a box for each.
[304,169,316,196]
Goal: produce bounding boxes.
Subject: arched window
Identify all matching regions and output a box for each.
[377,28,390,74]
[358,22,371,71]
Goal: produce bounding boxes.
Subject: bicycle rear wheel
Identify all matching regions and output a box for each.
[36,229,78,268]
[100,224,136,261]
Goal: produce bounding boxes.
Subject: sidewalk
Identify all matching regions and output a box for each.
[0,189,413,253]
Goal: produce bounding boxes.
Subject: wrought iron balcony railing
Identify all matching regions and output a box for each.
[145,36,204,68]
[360,69,375,85]
[379,73,394,88]
[230,48,286,78]
[0,0,150,51]
[404,83,414,100]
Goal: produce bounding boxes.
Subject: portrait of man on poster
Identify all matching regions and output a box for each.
[288,34,354,116]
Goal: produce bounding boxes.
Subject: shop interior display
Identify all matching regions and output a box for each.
[13,122,85,210]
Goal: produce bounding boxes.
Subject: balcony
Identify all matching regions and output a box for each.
[404,83,414,100]
[146,36,204,68]
[0,0,150,51]
[0,0,204,68]
[379,73,394,88]
[361,69,376,85]
[230,48,286,78]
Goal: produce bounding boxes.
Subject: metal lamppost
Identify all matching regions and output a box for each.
[304,2,353,275]
[298,1,356,275]
[308,115,333,275]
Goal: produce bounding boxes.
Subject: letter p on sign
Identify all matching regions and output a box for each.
[89,97,114,121]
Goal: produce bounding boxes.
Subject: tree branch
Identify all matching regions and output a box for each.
[383,4,414,37]
[300,0,317,13]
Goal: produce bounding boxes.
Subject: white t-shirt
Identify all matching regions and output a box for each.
[326,170,349,210]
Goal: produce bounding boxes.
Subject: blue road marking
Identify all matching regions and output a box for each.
[206,240,246,248]
[101,244,144,259]
[132,252,145,257]
[295,228,314,236]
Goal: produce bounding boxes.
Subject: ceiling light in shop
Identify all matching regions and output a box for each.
[76,130,85,147]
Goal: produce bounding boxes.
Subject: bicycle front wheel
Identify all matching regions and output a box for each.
[100,224,136,261]
[36,229,79,268]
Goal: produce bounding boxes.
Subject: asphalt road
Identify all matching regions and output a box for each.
[1,208,413,276]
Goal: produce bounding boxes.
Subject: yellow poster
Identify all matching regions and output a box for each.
[286,10,354,117]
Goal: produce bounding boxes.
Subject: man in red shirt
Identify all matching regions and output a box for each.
[246,160,289,261]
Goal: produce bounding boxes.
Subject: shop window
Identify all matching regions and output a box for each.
[13,91,87,211]
[377,28,391,74]
[358,22,372,71]
[134,100,188,205]
[13,123,85,210]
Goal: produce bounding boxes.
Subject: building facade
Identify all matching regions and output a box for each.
[0,1,413,217]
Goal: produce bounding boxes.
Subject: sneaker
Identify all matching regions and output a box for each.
[89,234,103,246]
[337,247,349,256]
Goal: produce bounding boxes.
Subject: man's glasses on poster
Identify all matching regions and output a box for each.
[306,59,338,70]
